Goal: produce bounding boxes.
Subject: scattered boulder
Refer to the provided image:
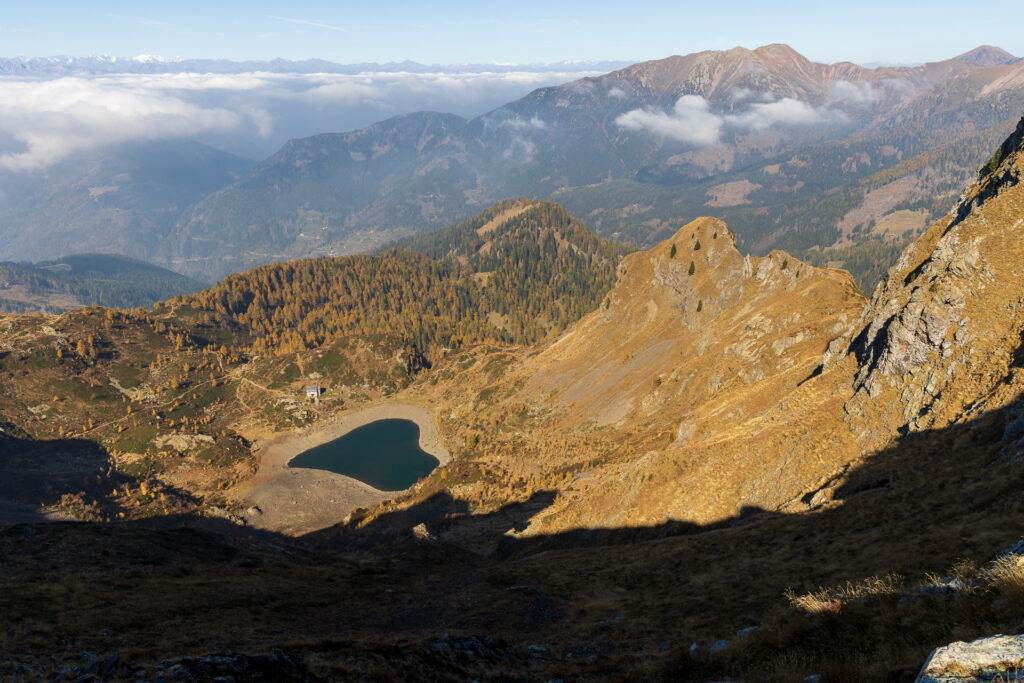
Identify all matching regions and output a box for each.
[919,577,975,596]
[710,639,731,654]
[204,505,247,526]
[916,634,1024,682]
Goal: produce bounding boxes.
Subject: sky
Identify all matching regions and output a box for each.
[1,0,1022,66]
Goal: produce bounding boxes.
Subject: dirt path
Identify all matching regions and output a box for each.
[233,401,450,536]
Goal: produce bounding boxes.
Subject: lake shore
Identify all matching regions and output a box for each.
[235,401,449,536]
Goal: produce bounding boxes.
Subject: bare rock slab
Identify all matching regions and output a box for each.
[916,634,1024,682]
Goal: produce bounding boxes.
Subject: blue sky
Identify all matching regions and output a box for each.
[1,0,1021,65]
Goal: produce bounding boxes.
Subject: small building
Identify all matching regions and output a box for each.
[305,386,323,401]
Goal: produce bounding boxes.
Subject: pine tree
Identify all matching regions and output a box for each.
[688,261,695,276]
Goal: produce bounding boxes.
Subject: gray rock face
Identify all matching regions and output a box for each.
[850,237,972,396]
[826,122,1024,436]
[916,634,1024,682]
[832,119,1024,435]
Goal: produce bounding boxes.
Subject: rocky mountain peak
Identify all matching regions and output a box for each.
[523,215,862,429]
[954,45,1020,66]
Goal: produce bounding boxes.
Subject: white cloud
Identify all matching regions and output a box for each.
[615,95,723,145]
[0,69,603,170]
[729,88,778,104]
[617,94,847,146]
[881,77,912,91]
[503,137,537,162]
[607,86,626,99]
[727,97,839,130]
[486,114,548,131]
[0,77,242,171]
[828,80,877,106]
[269,16,348,32]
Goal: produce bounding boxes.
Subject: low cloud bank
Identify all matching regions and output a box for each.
[616,95,723,145]
[616,91,855,145]
[0,69,602,171]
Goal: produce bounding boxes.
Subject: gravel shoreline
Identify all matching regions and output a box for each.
[237,401,449,536]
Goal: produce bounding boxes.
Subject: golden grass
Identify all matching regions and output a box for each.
[986,555,1024,605]
[784,572,904,615]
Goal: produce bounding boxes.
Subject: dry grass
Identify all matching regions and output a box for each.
[784,572,904,616]
[985,555,1024,605]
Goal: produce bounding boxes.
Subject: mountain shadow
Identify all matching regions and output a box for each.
[0,423,197,523]
[3,392,1024,680]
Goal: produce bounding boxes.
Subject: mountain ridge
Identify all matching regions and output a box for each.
[161,44,1024,282]
[0,55,633,76]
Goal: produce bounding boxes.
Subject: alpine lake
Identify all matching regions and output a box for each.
[287,418,440,491]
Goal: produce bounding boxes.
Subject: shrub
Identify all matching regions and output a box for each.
[986,555,1024,605]
[988,147,1004,174]
[785,573,904,616]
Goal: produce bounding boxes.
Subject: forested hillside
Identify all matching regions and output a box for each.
[0,254,206,313]
[184,200,629,357]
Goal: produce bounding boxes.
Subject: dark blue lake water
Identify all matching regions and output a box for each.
[287,418,439,491]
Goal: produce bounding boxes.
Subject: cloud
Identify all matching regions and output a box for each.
[617,94,847,146]
[728,97,839,130]
[881,77,912,91]
[615,95,723,145]
[270,16,348,32]
[729,88,777,104]
[0,68,604,170]
[607,86,626,99]
[503,137,537,163]
[485,114,548,131]
[0,77,243,171]
[828,80,877,106]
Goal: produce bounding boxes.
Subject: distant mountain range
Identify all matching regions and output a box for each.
[0,55,633,76]
[2,44,1024,289]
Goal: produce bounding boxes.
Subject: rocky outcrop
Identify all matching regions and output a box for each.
[833,115,1024,434]
[916,634,1024,682]
[947,116,1024,231]
[509,216,866,527]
